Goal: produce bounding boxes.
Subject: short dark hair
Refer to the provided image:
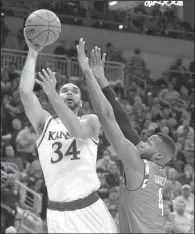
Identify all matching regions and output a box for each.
[157,133,176,157]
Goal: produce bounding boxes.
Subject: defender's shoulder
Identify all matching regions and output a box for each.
[81,114,98,121]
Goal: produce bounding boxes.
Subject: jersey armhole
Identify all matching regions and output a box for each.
[36,116,53,148]
[91,137,99,145]
[80,115,99,145]
[124,159,150,191]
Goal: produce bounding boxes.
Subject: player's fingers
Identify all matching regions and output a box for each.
[94,46,99,65]
[79,38,83,51]
[96,46,101,64]
[42,69,51,80]
[35,79,43,86]
[97,47,101,63]
[46,68,56,80]
[38,72,48,83]
[91,49,95,66]
[101,53,106,66]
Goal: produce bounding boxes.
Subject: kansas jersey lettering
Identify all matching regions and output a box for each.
[36,116,100,202]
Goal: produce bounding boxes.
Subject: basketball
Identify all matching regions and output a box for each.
[24,9,61,47]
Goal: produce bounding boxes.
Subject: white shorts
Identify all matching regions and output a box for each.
[47,199,118,233]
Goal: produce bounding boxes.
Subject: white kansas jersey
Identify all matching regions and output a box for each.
[36,116,100,202]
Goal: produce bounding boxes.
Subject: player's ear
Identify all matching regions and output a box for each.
[80,100,83,108]
[153,152,164,161]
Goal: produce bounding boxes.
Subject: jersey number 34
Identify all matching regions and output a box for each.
[51,139,80,163]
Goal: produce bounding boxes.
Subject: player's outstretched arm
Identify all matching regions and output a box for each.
[19,31,50,137]
[77,38,144,190]
[36,68,100,140]
[90,48,141,146]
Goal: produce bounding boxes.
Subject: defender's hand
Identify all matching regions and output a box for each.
[36,68,57,96]
[24,29,44,54]
[91,46,106,80]
[76,38,91,73]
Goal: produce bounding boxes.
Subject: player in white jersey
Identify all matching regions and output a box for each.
[19,32,118,233]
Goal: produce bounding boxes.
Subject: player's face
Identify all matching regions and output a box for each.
[59,83,81,111]
[140,135,163,161]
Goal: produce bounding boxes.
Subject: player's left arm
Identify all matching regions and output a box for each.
[77,38,144,189]
[36,69,100,139]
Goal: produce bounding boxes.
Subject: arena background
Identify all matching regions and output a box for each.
[1,1,194,233]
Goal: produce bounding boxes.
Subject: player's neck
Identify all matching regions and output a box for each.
[73,109,79,116]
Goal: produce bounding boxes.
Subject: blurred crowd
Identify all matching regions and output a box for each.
[1,0,194,50]
[1,1,194,233]
[1,51,194,232]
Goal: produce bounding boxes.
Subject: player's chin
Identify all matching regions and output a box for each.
[65,100,75,109]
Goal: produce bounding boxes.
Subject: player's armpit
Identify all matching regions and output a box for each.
[120,139,145,190]
[100,112,144,190]
[80,114,101,140]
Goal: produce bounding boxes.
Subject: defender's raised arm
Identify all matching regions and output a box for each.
[77,38,144,190]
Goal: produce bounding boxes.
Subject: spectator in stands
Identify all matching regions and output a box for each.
[97,155,112,172]
[144,17,159,35]
[106,162,121,188]
[15,124,36,163]
[132,95,147,127]
[1,61,18,81]
[2,145,24,171]
[108,186,119,206]
[164,221,180,233]
[54,40,69,56]
[22,157,44,193]
[97,168,109,199]
[174,184,194,215]
[143,112,158,135]
[165,168,182,199]
[169,58,187,75]
[176,119,194,151]
[105,42,114,61]
[2,92,24,132]
[125,12,141,33]
[140,129,148,142]
[178,164,194,185]
[163,201,174,223]
[126,48,145,83]
[68,40,79,57]
[172,199,193,233]
[158,81,180,108]
[2,119,22,149]
[1,174,20,232]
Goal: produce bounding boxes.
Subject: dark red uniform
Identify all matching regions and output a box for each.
[102,86,167,233]
[119,160,167,233]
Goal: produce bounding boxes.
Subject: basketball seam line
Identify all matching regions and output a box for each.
[45,11,50,46]
[25,25,61,28]
[34,12,57,23]
[30,30,56,41]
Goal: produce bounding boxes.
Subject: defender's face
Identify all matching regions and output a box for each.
[59,84,81,110]
[140,135,162,160]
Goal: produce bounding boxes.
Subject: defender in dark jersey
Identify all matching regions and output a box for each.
[76,41,176,233]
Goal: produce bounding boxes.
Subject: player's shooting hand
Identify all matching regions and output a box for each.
[76,38,91,73]
[23,29,44,54]
[35,68,57,96]
[91,46,106,80]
